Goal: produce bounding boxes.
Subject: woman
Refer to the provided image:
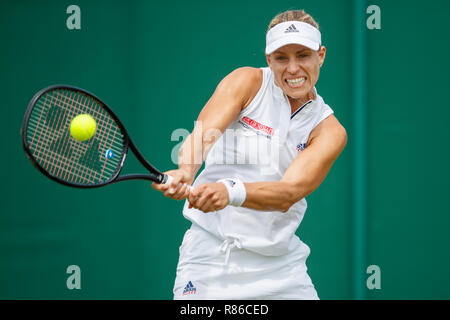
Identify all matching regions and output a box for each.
[152,9,347,299]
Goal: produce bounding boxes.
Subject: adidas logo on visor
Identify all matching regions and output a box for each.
[284,24,299,33]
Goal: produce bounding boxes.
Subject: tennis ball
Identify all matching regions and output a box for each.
[70,114,97,141]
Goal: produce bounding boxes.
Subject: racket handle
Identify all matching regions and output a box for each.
[164,174,194,191]
[164,174,174,185]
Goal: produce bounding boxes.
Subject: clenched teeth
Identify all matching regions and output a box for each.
[286,77,306,85]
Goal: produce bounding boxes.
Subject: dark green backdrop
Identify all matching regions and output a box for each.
[1,0,449,299]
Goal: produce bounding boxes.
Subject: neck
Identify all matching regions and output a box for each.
[287,90,315,114]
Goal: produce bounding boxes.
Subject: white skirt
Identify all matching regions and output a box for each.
[173,223,319,300]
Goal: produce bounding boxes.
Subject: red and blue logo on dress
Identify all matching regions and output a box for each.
[183,281,197,295]
[296,143,306,152]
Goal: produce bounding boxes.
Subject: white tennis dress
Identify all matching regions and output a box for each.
[173,67,334,300]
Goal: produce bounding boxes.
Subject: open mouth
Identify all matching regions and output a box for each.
[285,77,306,88]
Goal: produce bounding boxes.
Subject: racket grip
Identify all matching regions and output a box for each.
[164,174,174,186]
[164,174,194,191]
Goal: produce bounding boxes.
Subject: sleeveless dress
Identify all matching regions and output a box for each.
[173,67,334,299]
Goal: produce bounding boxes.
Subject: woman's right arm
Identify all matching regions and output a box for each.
[151,67,262,199]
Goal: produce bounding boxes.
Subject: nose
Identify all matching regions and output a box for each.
[287,58,300,74]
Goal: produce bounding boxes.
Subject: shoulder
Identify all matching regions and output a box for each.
[218,67,263,108]
[308,114,347,149]
[226,66,262,83]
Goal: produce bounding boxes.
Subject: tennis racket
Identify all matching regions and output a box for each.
[21,84,177,189]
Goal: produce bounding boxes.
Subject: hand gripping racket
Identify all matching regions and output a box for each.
[21,85,178,189]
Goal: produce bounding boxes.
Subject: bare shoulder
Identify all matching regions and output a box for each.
[229,66,262,81]
[219,67,263,109]
[308,115,347,148]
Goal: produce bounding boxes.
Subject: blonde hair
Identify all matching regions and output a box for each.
[267,9,319,33]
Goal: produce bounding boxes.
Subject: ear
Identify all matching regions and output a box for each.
[318,46,326,67]
[266,54,271,68]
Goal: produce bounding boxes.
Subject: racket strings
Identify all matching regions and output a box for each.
[32,90,95,182]
[32,148,115,182]
[29,90,95,183]
[58,90,120,184]
[36,91,84,180]
[38,90,119,184]
[29,98,123,156]
[26,88,125,185]
[52,91,116,130]
[27,112,123,158]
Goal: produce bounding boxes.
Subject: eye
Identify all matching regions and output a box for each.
[298,53,309,58]
[275,56,287,61]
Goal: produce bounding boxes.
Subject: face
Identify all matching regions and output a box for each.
[266,43,326,102]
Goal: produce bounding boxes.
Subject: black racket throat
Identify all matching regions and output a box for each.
[21,85,168,189]
[115,138,167,185]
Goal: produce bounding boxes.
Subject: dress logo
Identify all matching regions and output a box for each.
[183,281,197,295]
[240,116,274,136]
[296,143,306,152]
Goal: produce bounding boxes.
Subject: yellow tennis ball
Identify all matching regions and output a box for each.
[70,114,97,141]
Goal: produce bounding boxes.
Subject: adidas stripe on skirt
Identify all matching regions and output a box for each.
[173,223,319,300]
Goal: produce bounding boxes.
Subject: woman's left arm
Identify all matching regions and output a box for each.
[188,115,347,213]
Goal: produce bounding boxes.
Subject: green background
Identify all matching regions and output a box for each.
[1,0,449,299]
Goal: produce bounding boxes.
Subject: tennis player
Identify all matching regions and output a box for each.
[152,9,347,299]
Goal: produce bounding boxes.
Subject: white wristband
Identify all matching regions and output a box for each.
[218,178,247,207]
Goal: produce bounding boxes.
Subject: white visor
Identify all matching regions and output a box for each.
[265,21,321,54]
